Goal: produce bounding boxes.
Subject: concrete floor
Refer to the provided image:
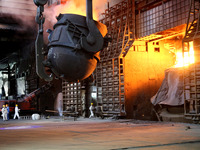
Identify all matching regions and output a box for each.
[0,117,200,150]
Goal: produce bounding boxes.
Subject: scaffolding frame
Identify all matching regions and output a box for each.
[95,0,135,117]
[183,0,200,121]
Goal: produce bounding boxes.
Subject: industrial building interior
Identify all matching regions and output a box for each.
[0,0,200,124]
[1,0,200,150]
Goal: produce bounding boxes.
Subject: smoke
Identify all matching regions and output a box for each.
[93,0,109,19]
[54,92,63,116]
[44,0,108,25]
[0,0,36,29]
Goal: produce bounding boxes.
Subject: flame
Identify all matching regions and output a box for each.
[52,0,99,21]
[174,41,194,68]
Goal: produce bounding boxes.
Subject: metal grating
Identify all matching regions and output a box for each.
[183,63,200,120]
[62,81,82,114]
[95,0,134,116]
[100,0,134,60]
[136,0,190,39]
[95,58,125,114]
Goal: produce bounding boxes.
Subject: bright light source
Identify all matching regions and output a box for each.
[174,41,194,68]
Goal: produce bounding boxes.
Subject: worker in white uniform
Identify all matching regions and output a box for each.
[13,104,20,119]
[89,103,95,118]
[1,105,8,121]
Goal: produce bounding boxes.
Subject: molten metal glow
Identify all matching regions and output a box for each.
[54,0,99,20]
[174,42,194,67]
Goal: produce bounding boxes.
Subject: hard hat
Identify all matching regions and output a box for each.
[16,104,18,106]
[91,103,93,105]
[3,105,5,107]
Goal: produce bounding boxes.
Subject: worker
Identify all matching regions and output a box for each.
[1,105,8,121]
[13,104,20,119]
[6,104,9,120]
[89,103,95,118]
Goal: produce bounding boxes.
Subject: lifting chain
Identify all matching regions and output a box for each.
[34,0,48,32]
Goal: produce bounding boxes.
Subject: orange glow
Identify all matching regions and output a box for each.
[53,0,99,20]
[174,41,194,67]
